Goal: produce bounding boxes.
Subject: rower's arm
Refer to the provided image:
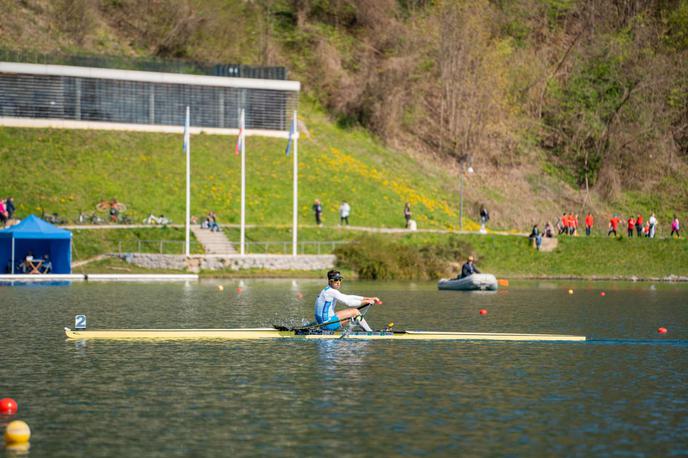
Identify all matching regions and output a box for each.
[329,289,365,307]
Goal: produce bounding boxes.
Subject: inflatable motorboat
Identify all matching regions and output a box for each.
[437,274,498,291]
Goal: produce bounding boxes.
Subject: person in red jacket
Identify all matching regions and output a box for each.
[635,214,644,237]
[585,213,594,236]
[627,216,635,237]
[608,215,621,237]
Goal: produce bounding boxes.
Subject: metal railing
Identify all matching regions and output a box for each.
[115,240,349,255]
[116,240,202,255]
[242,241,349,255]
[0,48,287,80]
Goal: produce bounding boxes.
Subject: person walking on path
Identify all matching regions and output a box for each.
[585,213,594,236]
[479,205,490,233]
[403,202,412,228]
[635,214,644,237]
[671,215,680,238]
[339,201,351,225]
[649,213,658,238]
[313,199,323,226]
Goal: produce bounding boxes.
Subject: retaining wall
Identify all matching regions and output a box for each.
[120,253,336,272]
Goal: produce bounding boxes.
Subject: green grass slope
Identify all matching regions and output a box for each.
[0,99,475,232]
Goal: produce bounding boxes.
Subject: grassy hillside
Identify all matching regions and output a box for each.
[0,98,480,232]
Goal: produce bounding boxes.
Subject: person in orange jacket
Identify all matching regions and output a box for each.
[585,213,594,236]
[627,216,635,237]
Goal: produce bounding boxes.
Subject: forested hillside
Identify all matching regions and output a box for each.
[1,0,687,226]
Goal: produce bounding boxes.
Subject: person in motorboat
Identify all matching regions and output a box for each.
[314,270,380,331]
[457,256,481,279]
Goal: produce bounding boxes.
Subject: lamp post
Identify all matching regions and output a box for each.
[459,163,474,231]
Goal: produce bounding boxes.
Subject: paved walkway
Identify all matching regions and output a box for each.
[62,222,527,238]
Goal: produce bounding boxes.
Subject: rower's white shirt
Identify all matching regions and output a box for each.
[314,286,363,322]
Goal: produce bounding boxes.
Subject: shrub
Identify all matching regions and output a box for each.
[334,234,472,280]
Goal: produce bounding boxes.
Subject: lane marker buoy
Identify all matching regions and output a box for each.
[658,327,668,334]
[0,398,17,415]
[600,292,606,297]
[479,309,488,316]
[4,420,30,444]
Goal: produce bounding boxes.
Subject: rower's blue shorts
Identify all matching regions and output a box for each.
[317,314,341,330]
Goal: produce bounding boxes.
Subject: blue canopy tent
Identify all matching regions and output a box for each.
[0,215,72,274]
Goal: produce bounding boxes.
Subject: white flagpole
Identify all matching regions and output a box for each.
[184,106,191,257]
[240,109,246,256]
[292,111,298,256]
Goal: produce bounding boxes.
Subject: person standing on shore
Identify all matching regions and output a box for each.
[585,212,594,236]
[403,202,412,228]
[339,201,351,226]
[671,215,680,238]
[627,216,635,238]
[608,214,620,237]
[635,214,644,237]
[649,213,657,238]
[313,199,323,226]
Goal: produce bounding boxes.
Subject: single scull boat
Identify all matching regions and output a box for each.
[64,327,586,341]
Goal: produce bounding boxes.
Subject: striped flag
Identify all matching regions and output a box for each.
[235,110,244,156]
[183,107,190,154]
[234,125,243,156]
[285,116,295,156]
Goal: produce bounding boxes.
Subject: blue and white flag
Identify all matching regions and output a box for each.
[183,107,190,154]
[285,116,296,156]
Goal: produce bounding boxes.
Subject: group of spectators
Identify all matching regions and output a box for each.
[311,199,352,226]
[0,197,16,227]
[529,211,681,250]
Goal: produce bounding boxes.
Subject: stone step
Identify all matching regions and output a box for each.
[191,225,236,254]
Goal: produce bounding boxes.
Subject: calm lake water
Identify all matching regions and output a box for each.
[1,279,687,457]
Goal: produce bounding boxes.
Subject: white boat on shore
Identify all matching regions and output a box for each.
[438,273,498,291]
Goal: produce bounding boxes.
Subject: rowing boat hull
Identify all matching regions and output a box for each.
[438,274,498,291]
[64,327,585,342]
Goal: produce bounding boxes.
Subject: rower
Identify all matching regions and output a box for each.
[314,270,380,332]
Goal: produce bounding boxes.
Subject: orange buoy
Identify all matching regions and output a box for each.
[498,279,509,287]
[0,398,17,415]
[479,309,488,316]
[658,327,668,334]
[236,287,242,293]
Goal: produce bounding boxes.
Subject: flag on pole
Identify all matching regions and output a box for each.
[235,113,244,156]
[183,107,190,154]
[285,116,296,156]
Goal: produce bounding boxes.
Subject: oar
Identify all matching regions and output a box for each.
[273,302,377,332]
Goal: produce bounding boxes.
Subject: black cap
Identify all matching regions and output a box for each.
[327,270,343,281]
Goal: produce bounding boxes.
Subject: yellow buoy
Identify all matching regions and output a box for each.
[5,420,31,444]
[568,289,574,294]
[217,285,224,291]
